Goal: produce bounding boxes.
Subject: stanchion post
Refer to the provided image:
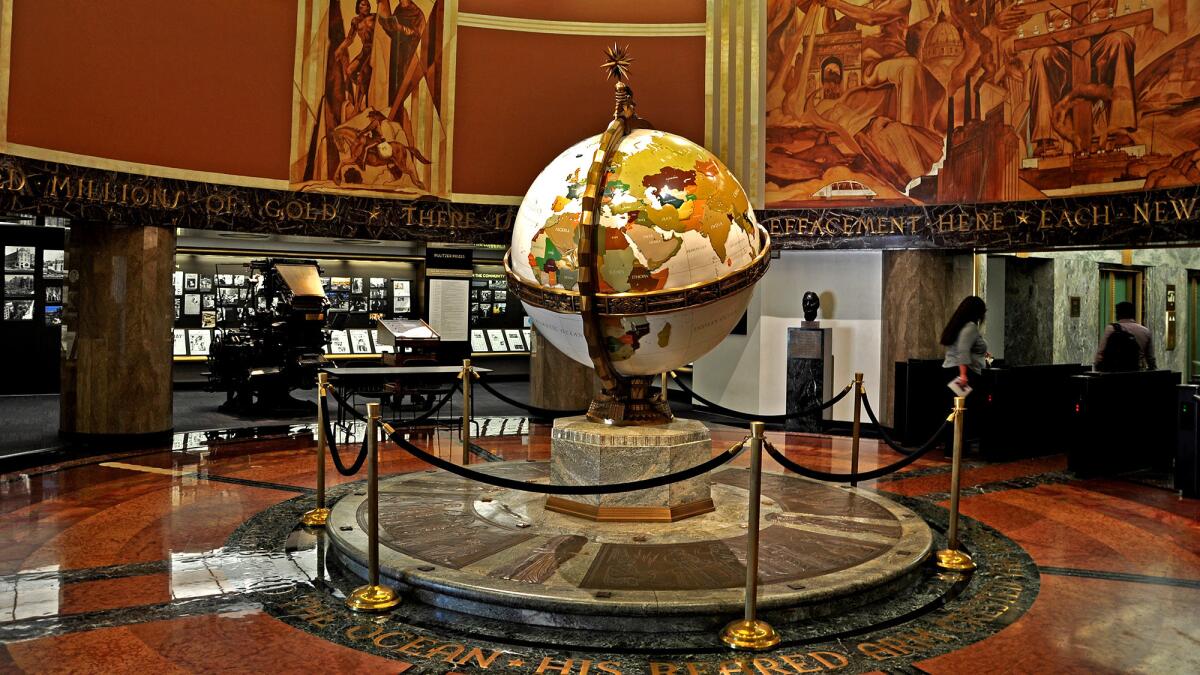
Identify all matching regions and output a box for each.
[301,372,331,527]
[346,402,402,611]
[849,372,864,488]
[936,396,976,572]
[460,358,475,461]
[720,421,781,651]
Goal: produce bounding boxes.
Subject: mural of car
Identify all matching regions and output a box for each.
[812,180,877,199]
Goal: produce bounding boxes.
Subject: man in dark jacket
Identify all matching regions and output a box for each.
[1094,301,1156,371]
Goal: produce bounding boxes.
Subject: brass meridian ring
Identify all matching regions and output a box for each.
[504,225,771,317]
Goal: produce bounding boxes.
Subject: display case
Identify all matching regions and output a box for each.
[173,250,422,363]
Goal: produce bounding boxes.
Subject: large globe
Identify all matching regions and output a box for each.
[506,129,769,376]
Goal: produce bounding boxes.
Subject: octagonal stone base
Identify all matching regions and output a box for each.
[545,416,714,522]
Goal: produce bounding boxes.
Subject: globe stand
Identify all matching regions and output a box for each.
[587,375,673,426]
[545,415,715,522]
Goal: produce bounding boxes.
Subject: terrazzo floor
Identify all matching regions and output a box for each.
[0,417,1196,673]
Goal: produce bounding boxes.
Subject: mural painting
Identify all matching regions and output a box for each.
[291,0,451,197]
[766,0,1200,207]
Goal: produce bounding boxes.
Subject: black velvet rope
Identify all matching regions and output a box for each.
[319,394,368,476]
[325,380,460,427]
[671,372,853,423]
[386,432,747,495]
[476,378,587,419]
[860,392,944,457]
[762,417,948,482]
[320,384,460,476]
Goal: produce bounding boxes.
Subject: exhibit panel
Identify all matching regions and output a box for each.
[0,220,65,394]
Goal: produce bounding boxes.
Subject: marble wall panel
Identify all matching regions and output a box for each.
[1003,258,1054,366]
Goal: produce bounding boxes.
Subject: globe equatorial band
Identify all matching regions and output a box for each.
[502,224,771,317]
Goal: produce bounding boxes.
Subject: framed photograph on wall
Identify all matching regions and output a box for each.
[331,277,351,292]
[184,273,198,291]
[186,330,212,356]
[485,329,508,352]
[175,298,181,319]
[393,280,410,296]
[173,329,187,356]
[370,277,387,290]
[201,311,217,328]
[183,294,201,316]
[349,329,373,354]
[198,276,213,292]
[351,278,364,294]
[45,305,63,327]
[4,274,34,297]
[42,250,65,279]
[3,246,35,273]
[393,295,411,313]
[201,294,215,310]
[470,330,489,353]
[216,274,234,286]
[327,329,351,355]
[506,329,526,352]
[3,299,34,321]
[44,285,62,304]
[173,270,183,296]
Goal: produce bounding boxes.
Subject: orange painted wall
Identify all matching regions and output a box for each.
[6,0,296,180]
[459,1,706,23]
[452,29,706,196]
[4,1,707,195]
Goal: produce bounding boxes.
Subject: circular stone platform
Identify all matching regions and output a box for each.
[327,461,932,631]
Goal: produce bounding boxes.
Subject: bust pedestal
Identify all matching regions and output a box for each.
[545,416,715,522]
[786,326,834,433]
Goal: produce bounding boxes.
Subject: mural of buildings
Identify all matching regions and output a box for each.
[766,0,1200,208]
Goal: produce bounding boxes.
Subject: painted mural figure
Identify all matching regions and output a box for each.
[291,0,447,198]
[1023,2,1138,156]
[818,0,933,128]
[334,0,378,117]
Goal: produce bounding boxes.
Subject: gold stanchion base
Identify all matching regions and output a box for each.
[346,584,402,612]
[720,618,781,651]
[300,507,331,527]
[935,548,977,571]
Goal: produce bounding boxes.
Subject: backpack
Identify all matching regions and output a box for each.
[1099,323,1140,372]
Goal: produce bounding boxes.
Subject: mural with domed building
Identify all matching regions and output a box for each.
[766,0,1200,207]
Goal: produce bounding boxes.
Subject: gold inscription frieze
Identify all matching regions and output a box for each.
[0,155,517,240]
[759,193,1200,249]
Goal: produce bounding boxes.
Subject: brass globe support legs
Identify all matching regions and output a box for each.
[720,422,781,650]
[347,403,402,612]
[301,372,331,527]
[936,396,976,572]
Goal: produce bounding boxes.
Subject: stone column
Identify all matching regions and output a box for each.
[879,251,973,425]
[529,326,598,410]
[60,223,175,442]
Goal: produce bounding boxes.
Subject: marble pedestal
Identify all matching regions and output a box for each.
[786,326,834,433]
[545,416,714,522]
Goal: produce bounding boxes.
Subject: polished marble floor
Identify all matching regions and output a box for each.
[0,418,1197,673]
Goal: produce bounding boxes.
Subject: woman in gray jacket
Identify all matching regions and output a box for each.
[940,296,989,444]
[941,295,989,393]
